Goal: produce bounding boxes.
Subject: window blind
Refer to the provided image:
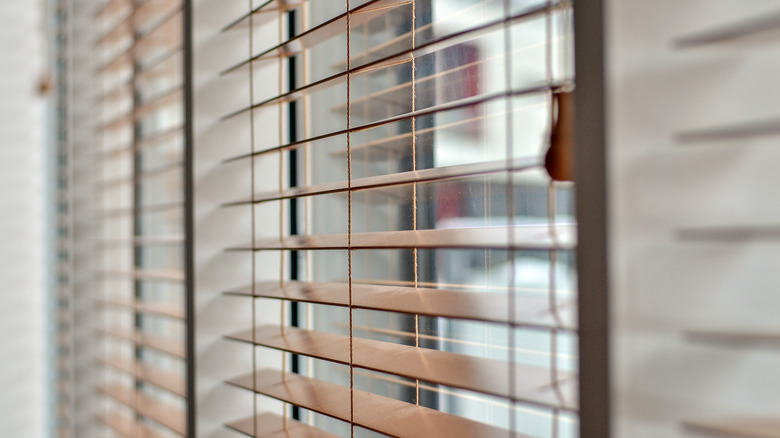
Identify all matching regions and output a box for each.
[216,0,577,437]
[92,0,188,435]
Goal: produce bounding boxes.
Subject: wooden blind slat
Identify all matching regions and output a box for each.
[226,280,575,329]
[101,327,185,358]
[97,87,182,132]
[101,297,185,320]
[221,0,564,77]
[221,4,548,122]
[226,325,576,409]
[99,385,186,435]
[99,162,183,189]
[98,412,166,438]
[334,105,537,161]
[99,235,185,247]
[222,0,410,76]
[96,9,182,73]
[97,201,183,218]
[101,269,185,282]
[136,86,183,111]
[223,83,563,161]
[97,51,181,104]
[138,123,184,146]
[227,412,340,438]
[229,224,577,251]
[97,82,131,103]
[134,10,183,56]
[225,158,539,206]
[95,0,130,19]
[227,369,524,438]
[136,46,183,81]
[101,356,186,397]
[226,95,538,165]
[133,0,181,32]
[222,1,300,32]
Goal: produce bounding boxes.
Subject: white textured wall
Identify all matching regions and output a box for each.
[193,1,284,436]
[607,1,780,437]
[0,1,46,437]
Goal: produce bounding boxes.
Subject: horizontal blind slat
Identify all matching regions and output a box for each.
[96,9,182,73]
[137,86,183,109]
[101,327,185,358]
[227,369,523,438]
[221,0,566,78]
[137,123,184,144]
[133,8,183,53]
[96,201,183,217]
[99,235,185,247]
[226,325,576,409]
[224,158,539,206]
[101,269,185,282]
[222,0,410,76]
[96,82,131,103]
[225,280,575,329]
[136,46,183,80]
[96,50,181,104]
[98,162,183,189]
[228,224,577,251]
[222,0,300,32]
[100,356,186,396]
[225,95,539,164]
[97,87,182,132]
[222,83,565,160]
[100,297,185,320]
[95,0,130,19]
[95,0,179,46]
[227,412,340,438]
[99,384,186,435]
[222,4,563,123]
[98,412,167,438]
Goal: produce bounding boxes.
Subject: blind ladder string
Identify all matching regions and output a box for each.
[410,0,421,407]
[128,3,143,432]
[548,10,565,438]
[247,0,259,435]
[496,0,517,437]
[346,1,355,436]
[500,0,518,435]
[544,2,567,435]
[276,3,290,430]
[547,183,564,438]
[302,0,313,427]
[544,2,562,328]
[483,3,492,400]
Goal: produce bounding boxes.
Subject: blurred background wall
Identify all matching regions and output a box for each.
[0,1,47,437]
